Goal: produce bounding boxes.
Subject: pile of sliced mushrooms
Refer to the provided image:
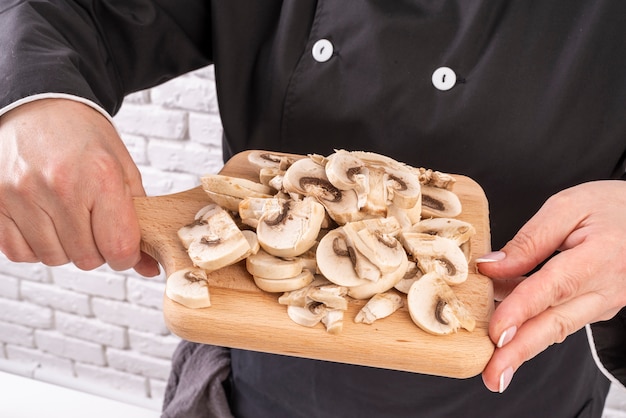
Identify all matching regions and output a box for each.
[167,150,477,336]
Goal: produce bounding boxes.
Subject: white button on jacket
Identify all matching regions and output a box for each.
[431,67,457,91]
[312,39,334,62]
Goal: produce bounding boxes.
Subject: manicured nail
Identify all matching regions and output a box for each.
[475,251,506,263]
[497,325,517,348]
[499,367,514,393]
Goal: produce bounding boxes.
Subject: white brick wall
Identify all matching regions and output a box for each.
[0,65,224,410]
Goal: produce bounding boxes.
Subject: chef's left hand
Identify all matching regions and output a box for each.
[477,180,626,392]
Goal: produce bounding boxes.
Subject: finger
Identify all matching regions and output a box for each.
[0,212,38,262]
[51,202,106,271]
[7,199,70,266]
[482,291,617,392]
[133,251,161,277]
[91,184,142,272]
[478,193,584,280]
[488,246,613,345]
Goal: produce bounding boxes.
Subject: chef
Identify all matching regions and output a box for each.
[1,1,625,416]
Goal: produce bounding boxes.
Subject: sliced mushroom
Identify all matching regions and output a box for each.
[399,232,469,285]
[409,218,476,246]
[420,185,462,218]
[347,253,409,300]
[361,167,388,218]
[165,267,211,309]
[241,230,260,254]
[201,174,274,212]
[354,291,404,324]
[415,167,456,190]
[321,309,344,334]
[248,150,298,171]
[238,197,287,229]
[324,149,370,209]
[258,167,285,188]
[287,301,326,327]
[282,157,364,224]
[246,249,303,279]
[254,269,314,293]
[407,272,475,335]
[341,218,406,276]
[180,204,252,272]
[308,285,348,311]
[315,229,372,287]
[256,196,326,258]
[383,167,422,210]
[386,199,422,230]
[394,260,423,294]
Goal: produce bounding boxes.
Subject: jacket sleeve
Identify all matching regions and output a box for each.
[0,0,211,115]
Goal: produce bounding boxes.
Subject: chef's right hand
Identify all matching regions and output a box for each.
[0,98,160,277]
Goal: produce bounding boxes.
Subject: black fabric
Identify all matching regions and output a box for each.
[2,1,625,416]
[230,329,610,418]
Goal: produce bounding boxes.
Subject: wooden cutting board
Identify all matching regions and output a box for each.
[134,150,495,379]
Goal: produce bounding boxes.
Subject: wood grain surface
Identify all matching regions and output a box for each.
[134,150,495,379]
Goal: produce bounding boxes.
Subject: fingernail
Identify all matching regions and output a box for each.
[497,325,517,348]
[475,251,506,263]
[499,367,514,393]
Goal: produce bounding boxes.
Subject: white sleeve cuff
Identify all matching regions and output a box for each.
[0,93,115,125]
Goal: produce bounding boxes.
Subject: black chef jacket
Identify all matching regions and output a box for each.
[1,1,625,417]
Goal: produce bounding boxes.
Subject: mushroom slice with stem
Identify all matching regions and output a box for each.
[238,197,287,229]
[399,232,469,285]
[282,157,364,224]
[256,196,326,258]
[308,284,348,311]
[409,218,476,246]
[166,267,211,309]
[420,185,462,218]
[347,253,409,300]
[287,300,327,327]
[407,272,475,335]
[341,218,406,276]
[324,149,370,209]
[180,204,252,272]
[247,150,299,171]
[354,291,404,324]
[316,229,372,287]
[383,166,422,210]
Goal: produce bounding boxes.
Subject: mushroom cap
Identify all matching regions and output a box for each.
[316,229,372,287]
[409,217,476,245]
[181,204,252,272]
[420,185,462,218]
[165,268,211,309]
[407,272,475,335]
[256,197,326,258]
[282,157,365,224]
[399,232,469,285]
